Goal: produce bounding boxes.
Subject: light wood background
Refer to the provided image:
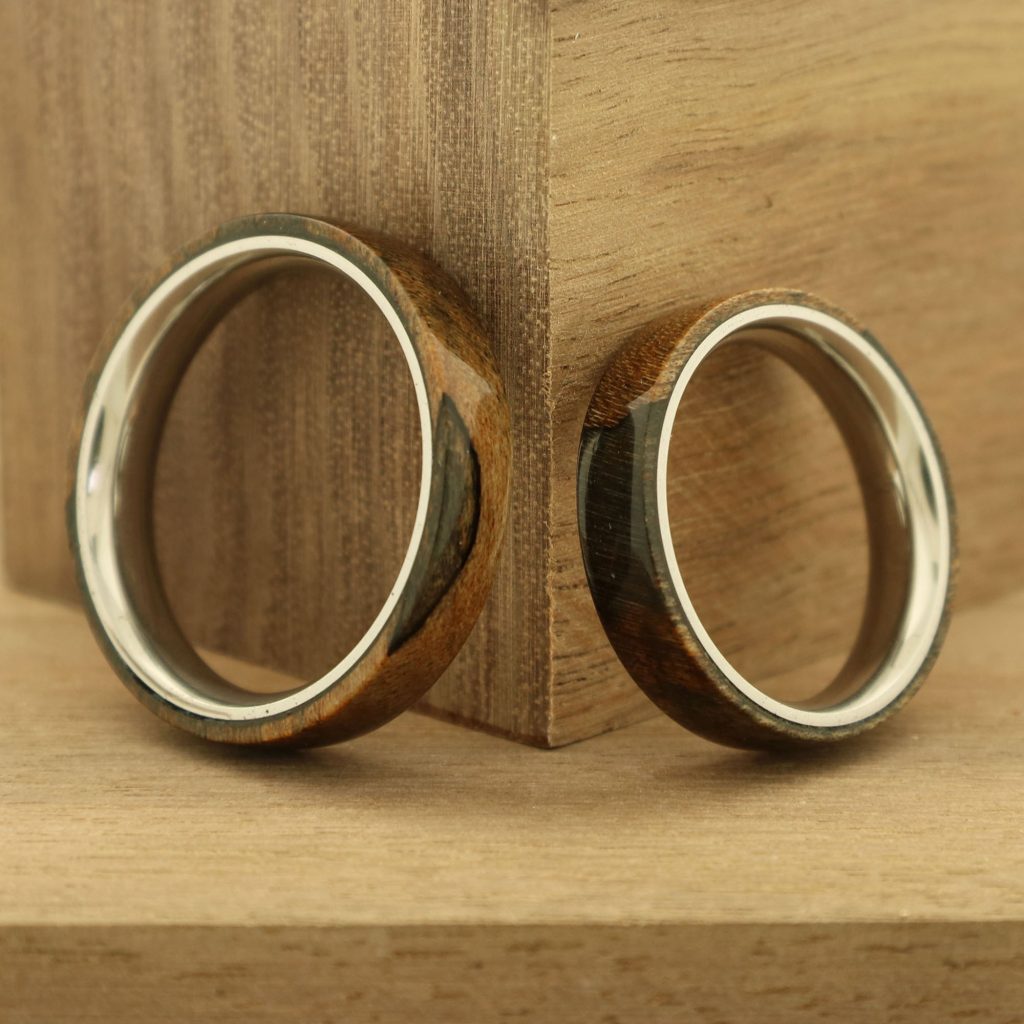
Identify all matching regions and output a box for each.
[1,584,1022,1019]
[1,1,1023,746]
[547,0,1024,743]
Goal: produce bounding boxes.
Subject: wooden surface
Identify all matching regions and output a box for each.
[578,291,956,750]
[1,584,1023,1020]
[5,925,1023,1023]
[547,0,1024,743]
[2,1,1024,746]
[0,0,552,742]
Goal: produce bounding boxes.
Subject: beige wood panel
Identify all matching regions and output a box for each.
[548,0,1024,743]
[0,585,1023,1017]
[4,923,1023,1022]
[0,0,551,741]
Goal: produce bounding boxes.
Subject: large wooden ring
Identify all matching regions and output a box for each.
[69,214,510,747]
[578,290,956,749]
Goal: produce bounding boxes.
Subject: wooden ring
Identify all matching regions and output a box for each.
[69,214,510,747]
[578,290,956,749]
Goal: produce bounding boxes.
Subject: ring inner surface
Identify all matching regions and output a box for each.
[76,239,432,719]
[660,307,950,727]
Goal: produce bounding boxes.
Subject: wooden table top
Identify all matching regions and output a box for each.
[2,584,1022,1020]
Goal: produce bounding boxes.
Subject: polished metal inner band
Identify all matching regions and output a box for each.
[657,304,953,728]
[74,236,432,722]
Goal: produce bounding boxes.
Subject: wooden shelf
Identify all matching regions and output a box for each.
[2,586,1023,1021]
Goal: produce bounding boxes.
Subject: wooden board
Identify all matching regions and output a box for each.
[1,584,1023,1019]
[0,0,552,742]
[547,0,1024,743]
[5,923,1023,1023]
[1,1,1023,746]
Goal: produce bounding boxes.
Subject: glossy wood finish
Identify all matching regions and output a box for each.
[579,291,955,749]
[70,216,510,746]
[2,584,1023,1019]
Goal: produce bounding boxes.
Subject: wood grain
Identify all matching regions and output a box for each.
[0,584,1023,1018]
[70,215,511,746]
[579,291,955,749]
[0,0,551,742]
[4,924,1023,1023]
[548,0,1024,743]
[667,339,870,703]
[2,1,1023,746]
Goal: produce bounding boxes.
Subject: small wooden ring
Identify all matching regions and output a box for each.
[69,214,510,747]
[578,290,956,750]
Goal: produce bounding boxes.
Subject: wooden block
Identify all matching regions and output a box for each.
[1,584,1023,1019]
[1,1,1023,746]
[546,0,1024,744]
[0,0,552,743]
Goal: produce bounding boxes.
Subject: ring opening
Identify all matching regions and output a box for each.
[658,304,951,729]
[666,340,870,703]
[75,235,433,721]
[153,261,421,697]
